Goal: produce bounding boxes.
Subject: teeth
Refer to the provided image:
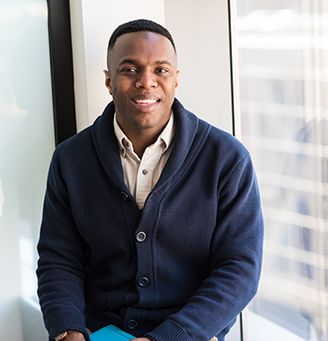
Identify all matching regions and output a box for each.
[134,99,157,104]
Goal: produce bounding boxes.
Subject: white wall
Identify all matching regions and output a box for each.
[164,0,233,132]
[70,0,233,133]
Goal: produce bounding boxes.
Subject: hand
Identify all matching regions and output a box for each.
[130,338,151,341]
[64,331,85,341]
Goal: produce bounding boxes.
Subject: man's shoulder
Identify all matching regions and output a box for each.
[207,121,245,148]
[55,102,115,157]
[173,98,249,158]
[205,124,250,169]
[55,125,93,156]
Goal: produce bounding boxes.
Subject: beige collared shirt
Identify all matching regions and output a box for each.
[114,112,175,209]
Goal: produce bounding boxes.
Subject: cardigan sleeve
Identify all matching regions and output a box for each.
[145,153,264,341]
[36,152,90,341]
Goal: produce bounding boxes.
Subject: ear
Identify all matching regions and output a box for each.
[104,70,112,95]
[175,70,180,90]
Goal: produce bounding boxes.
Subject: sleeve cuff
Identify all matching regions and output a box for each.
[145,319,191,341]
[46,311,90,341]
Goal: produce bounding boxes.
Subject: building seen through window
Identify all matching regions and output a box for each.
[232,1,328,340]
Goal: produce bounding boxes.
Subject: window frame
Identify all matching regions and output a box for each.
[47,0,77,146]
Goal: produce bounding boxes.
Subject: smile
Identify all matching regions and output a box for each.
[133,99,160,105]
[131,98,161,112]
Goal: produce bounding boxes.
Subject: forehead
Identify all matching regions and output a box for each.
[108,31,177,68]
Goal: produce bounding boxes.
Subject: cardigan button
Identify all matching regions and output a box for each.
[136,231,146,242]
[121,191,129,201]
[126,319,138,331]
[137,276,149,287]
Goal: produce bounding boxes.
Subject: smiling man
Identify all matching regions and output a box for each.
[37,19,263,341]
[104,30,179,158]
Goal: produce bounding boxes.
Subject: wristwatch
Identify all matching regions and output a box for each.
[54,330,72,341]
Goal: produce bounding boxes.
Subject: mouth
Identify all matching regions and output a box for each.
[132,99,160,105]
[131,97,160,111]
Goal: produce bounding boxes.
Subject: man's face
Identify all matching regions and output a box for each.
[105,31,179,136]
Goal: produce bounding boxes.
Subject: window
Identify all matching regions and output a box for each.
[0,1,54,339]
[231,1,328,340]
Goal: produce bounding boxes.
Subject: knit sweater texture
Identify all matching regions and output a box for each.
[37,99,264,341]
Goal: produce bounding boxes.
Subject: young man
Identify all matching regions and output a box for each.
[37,19,263,341]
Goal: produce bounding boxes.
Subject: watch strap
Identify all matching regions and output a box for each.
[54,330,72,341]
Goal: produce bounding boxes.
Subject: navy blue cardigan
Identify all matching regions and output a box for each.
[37,99,263,341]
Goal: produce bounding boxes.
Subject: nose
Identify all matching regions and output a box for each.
[135,69,157,89]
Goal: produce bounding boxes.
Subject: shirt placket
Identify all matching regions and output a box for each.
[135,142,164,209]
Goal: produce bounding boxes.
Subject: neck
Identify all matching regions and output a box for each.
[115,112,171,159]
[127,129,161,158]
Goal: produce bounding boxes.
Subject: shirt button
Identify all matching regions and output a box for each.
[137,276,149,287]
[136,231,146,242]
[121,191,129,201]
[142,169,148,175]
[126,319,138,331]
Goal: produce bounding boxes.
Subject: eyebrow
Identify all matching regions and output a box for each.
[118,59,137,66]
[118,58,172,67]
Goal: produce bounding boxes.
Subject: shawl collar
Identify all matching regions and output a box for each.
[91,98,210,192]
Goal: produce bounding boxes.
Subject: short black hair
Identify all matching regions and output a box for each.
[107,19,176,53]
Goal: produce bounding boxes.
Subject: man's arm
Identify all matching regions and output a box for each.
[37,153,90,341]
[145,153,264,341]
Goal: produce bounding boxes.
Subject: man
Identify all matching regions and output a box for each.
[37,19,263,341]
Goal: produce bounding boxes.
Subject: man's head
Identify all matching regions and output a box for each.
[104,19,179,140]
[107,19,176,69]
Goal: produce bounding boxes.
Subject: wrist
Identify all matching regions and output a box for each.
[54,330,72,341]
[54,330,85,341]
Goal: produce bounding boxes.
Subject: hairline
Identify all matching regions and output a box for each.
[108,30,176,52]
[107,31,177,70]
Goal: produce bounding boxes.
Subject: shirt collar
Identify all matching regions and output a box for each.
[113,111,175,155]
[113,114,129,156]
[158,110,175,152]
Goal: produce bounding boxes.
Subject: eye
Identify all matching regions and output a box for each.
[156,68,169,74]
[121,67,137,73]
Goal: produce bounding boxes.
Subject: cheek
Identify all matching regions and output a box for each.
[112,79,131,97]
[164,82,178,98]
[111,85,132,109]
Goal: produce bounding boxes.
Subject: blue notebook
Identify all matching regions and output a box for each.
[90,325,134,341]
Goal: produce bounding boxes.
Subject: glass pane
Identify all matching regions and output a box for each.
[0,0,55,339]
[232,1,328,340]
